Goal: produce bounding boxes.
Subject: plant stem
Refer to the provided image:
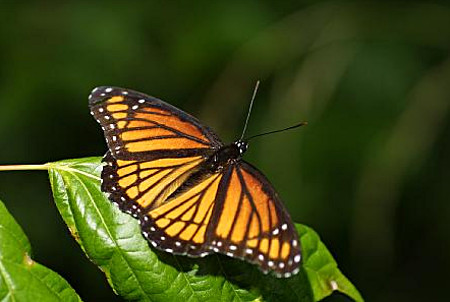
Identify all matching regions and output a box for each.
[0,163,101,181]
[0,164,50,172]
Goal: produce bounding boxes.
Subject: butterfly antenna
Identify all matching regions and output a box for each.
[240,80,260,141]
[245,121,308,141]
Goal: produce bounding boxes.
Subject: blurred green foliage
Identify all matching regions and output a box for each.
[0,1,449,301]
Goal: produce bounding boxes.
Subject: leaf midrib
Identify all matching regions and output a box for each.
[62,169,151,301]
[0,260,16,302]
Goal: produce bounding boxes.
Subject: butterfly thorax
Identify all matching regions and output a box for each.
[207,140,248,172]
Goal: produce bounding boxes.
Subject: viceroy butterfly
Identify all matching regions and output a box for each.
[89,85,304,278]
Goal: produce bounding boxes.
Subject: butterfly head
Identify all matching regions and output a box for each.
[234,140,248,156]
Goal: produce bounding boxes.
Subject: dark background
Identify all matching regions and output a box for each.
[1,1,449,301]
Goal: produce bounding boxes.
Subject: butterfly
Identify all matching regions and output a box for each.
[88,86,302,278]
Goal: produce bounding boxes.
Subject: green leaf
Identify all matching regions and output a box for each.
[298,226,363,302]
[48,157,363,302]
[0,199,82,302]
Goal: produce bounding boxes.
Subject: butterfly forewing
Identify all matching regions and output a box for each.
[89,86,222,161]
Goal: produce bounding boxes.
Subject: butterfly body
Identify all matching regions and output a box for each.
[205,140,247,172]
[89,86,301,278]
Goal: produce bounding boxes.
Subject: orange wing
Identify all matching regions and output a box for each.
[208,162,301,277]
[89,86,223,161]
[102,151,206,213]
[139,162,301,277]
[140,171,224,256]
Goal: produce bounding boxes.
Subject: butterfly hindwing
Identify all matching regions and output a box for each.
[208,162,301,277]
[140,171,224,256]
[102,151,206,214]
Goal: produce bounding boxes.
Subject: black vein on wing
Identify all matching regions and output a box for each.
[235,165,264,251]
[120,117,211,146]
[154,174,220,240]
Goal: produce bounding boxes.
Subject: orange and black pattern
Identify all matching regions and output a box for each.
[89,86,301,278]
[89,86,222,161]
